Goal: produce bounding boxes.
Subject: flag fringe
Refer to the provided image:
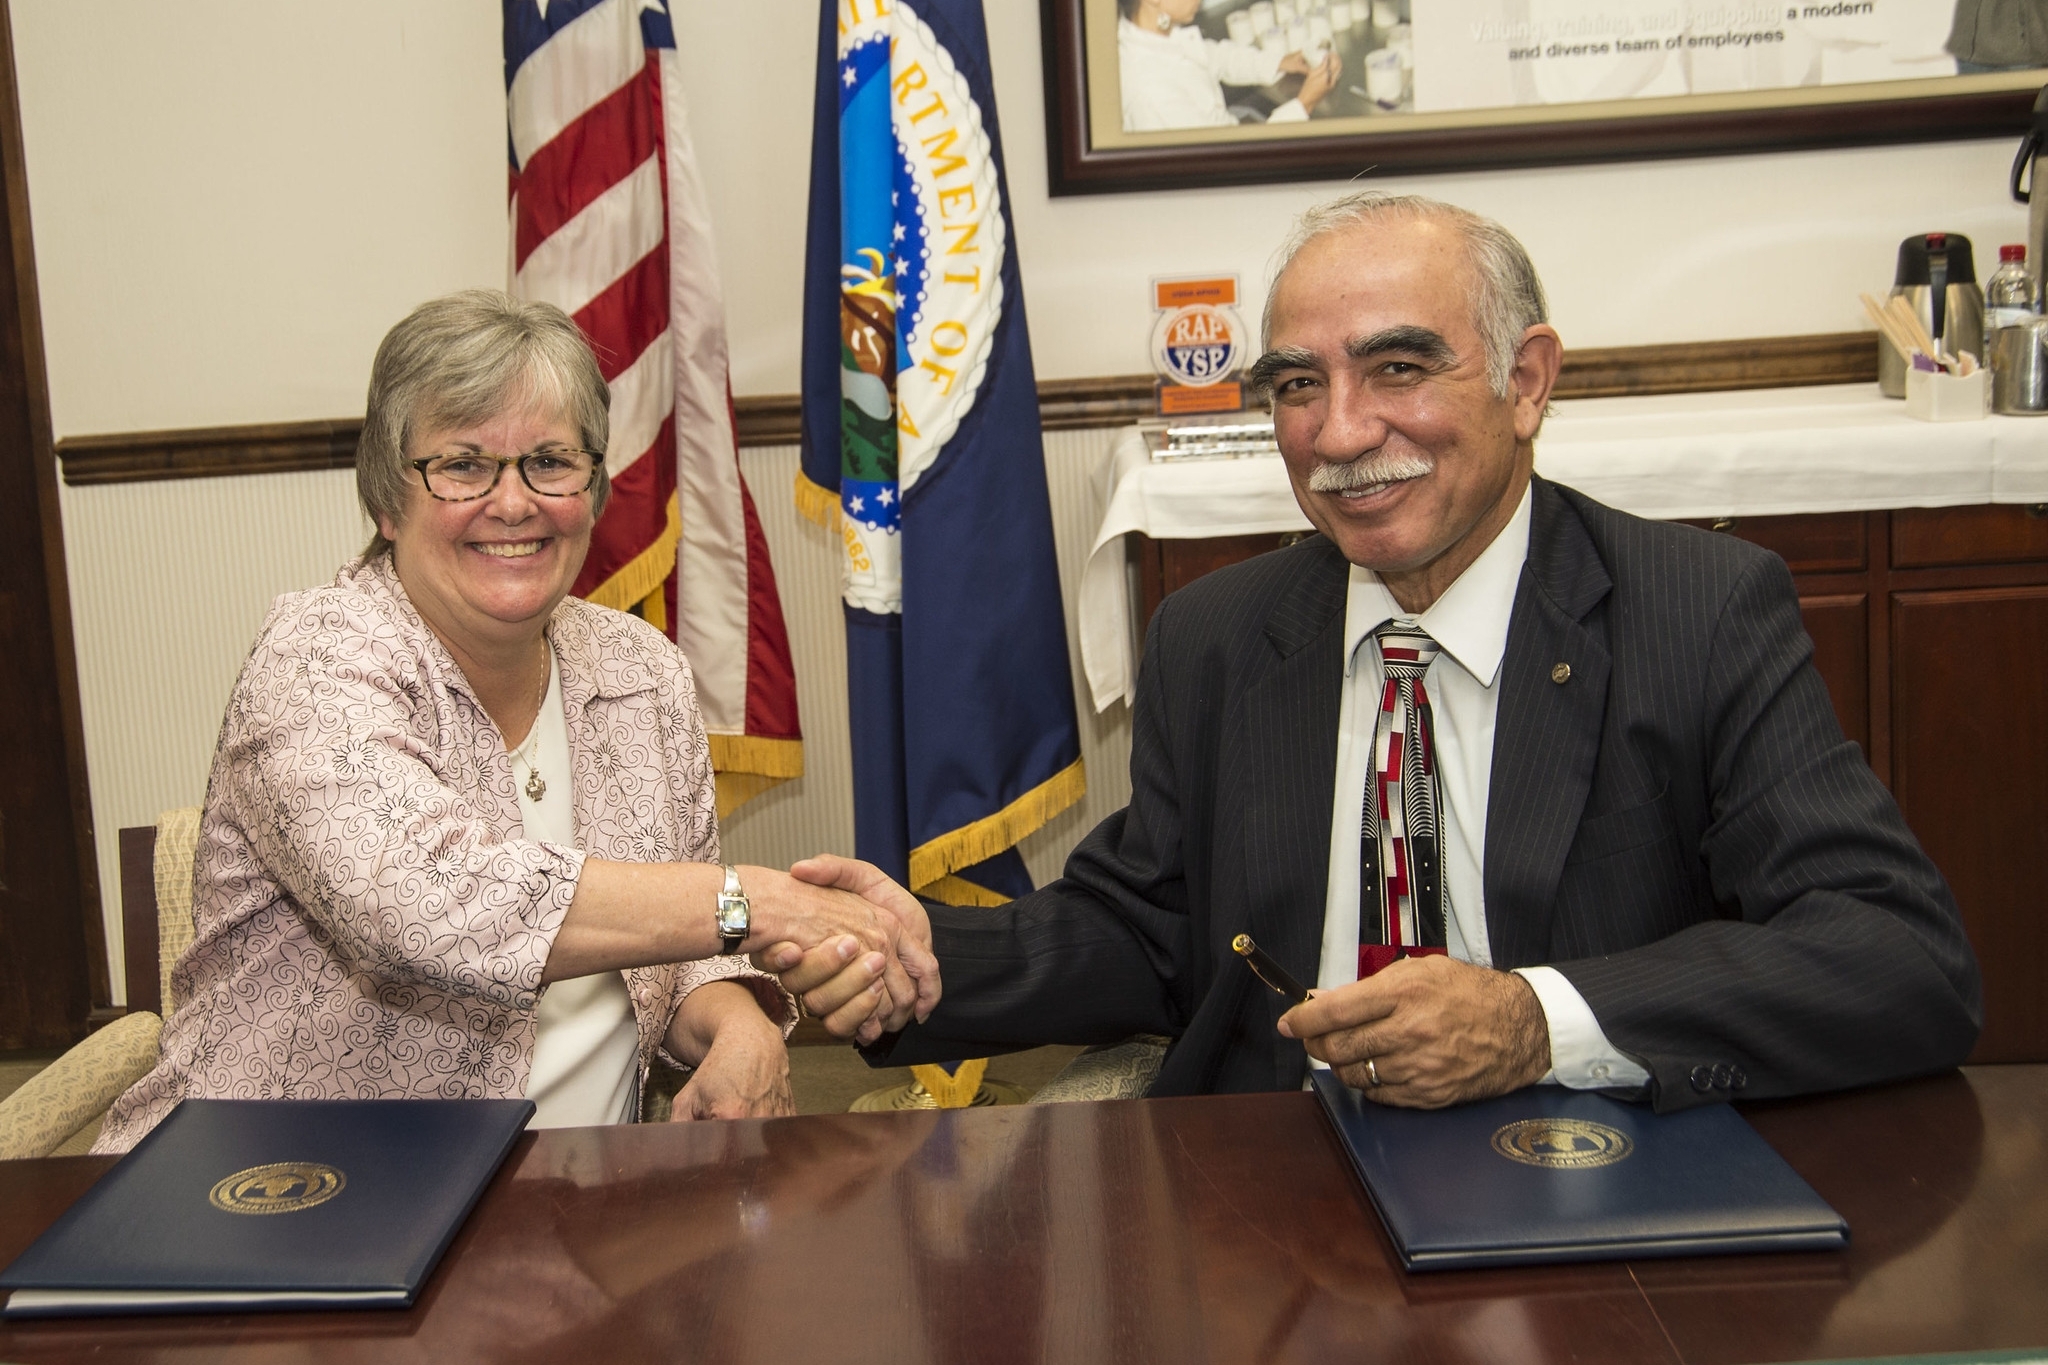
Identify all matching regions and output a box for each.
[912,1058,988,1108]
[708,734,805,818]
[715,770,789,819]
[915,873,1013,907]
[793,469,840,529]
[637,581,666,632]
[708,732,805,777]
[585,491,682,614]
[907,758,1086,892]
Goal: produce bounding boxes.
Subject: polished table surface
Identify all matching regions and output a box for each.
[1,1067,2044,1364]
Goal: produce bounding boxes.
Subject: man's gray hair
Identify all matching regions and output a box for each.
[1260,192,1548,398]
[357,289,611,558]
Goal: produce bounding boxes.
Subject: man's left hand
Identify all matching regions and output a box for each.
[1277,955,1551,1107]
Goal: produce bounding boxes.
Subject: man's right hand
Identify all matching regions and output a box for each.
[739,864,934,1039]
[753,856,940,1045]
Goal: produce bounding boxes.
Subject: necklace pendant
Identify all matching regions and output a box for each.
[524,770,546,802]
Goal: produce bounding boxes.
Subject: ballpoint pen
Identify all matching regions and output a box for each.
[1232,933,1311,1004]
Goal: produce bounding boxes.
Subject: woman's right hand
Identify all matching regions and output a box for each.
[754,855,943,1045]
[737,864,936,1036]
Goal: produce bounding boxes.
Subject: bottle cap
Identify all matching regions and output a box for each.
[2003,244,2028,262]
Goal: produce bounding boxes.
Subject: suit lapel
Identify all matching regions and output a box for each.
[1238,540,1347,1056]
[1484,480,1613,969]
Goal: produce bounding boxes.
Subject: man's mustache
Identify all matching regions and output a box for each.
[1306,452,1434,494]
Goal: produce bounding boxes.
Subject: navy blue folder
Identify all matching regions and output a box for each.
[0,1098,533,1317]
[1310,1070,1846,1271]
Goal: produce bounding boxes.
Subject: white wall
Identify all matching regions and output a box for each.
[676,1,2036,390]
[12,0,506,436]
[11,0,2036,994]
[16,0,2037,438]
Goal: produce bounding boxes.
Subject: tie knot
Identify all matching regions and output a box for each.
[1373,621,1440,680]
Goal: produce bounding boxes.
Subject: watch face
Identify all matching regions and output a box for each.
[717,898,748,936]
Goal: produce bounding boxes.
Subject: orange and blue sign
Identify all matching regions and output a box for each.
[1151,275,1248,415]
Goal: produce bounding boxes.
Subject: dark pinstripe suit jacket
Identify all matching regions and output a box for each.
[874,477,1982,1110]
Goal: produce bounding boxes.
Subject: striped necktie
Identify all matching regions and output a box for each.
[1359,621,1450,979]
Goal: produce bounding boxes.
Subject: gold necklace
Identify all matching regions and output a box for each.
[509,652,552,803]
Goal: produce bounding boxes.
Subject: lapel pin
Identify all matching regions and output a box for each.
[1550,662,1572,684]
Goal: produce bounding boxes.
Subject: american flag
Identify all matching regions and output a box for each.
[505,0,801,813]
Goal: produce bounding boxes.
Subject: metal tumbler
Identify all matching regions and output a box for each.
[1993,318,2048,414]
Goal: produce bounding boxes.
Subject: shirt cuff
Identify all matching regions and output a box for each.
[1267,98,1308,122]
[1512,966,1652,1090]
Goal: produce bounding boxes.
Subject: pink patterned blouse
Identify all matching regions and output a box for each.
[96,554,790,1152]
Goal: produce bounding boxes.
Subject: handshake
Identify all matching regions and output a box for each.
[734,855,940,1046]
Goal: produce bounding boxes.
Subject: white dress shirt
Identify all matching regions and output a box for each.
[1314,485,1651,1090]
[522,647,643,1128]
[1116,20,1307,132]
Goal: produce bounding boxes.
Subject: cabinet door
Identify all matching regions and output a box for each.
[1799,593,1869,757]
[1892,587,2048,1063]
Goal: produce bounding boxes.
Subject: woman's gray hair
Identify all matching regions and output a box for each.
[356,289,611,558]
[1260,192,1548,398]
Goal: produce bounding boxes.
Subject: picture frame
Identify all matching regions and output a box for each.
[1042,0,2046,196]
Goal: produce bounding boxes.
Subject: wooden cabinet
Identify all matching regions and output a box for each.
[1891,584,2048,1064]
[1132,503,2048,1063]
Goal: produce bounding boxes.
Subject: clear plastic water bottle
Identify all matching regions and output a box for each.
[1986,244,2034,331]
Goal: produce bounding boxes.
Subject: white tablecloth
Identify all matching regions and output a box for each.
[1079,384,2048,711]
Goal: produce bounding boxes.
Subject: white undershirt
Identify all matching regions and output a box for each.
[520,647,642,1128]
[1314,485,1651,1090]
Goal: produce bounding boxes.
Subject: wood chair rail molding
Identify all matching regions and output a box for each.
[56,331,1878,487]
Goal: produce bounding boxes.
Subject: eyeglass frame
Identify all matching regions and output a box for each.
[406,447,607,503]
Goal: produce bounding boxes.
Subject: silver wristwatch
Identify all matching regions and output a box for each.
[715,864,750,955]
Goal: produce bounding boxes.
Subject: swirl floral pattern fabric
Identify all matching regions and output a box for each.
[96,554,787,1153]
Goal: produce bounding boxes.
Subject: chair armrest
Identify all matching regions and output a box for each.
[1027,1036,1170,1105]
[0,1012,162,1160]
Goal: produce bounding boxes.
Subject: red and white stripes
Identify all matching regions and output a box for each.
[507,0,800,811]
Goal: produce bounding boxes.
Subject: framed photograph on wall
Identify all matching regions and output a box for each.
[1043,0,2047,195]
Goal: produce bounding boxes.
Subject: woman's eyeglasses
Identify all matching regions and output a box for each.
[409,448,604,502]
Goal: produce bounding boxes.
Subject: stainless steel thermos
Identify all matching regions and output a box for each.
[1877,233,1984,399]
[2000,87,2048,413]
[2008,85,2048,308]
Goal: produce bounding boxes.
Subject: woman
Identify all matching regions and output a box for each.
[97,291,927,1151]
[1118,0,1339,132]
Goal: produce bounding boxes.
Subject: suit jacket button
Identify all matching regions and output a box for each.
[1551,662,1572,684]
[1712,1063,1734,1089]
[1689,1065,1714,1093]
[1729,1066,1748,1090]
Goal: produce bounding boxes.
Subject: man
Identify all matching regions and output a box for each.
[770,192,1981,1111]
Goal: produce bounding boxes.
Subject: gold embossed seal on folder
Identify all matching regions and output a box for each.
[1490,1118,1634,1169]
[208,1162,346,1215]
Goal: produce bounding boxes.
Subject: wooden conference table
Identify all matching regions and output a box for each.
[1,1068,2044,1364]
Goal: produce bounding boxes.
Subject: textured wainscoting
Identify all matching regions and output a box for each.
[58,429,1138,1002]
[57,469,374,999]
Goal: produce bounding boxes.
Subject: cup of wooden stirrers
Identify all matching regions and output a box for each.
[1861,292,1977,377]
[1863,292,1989,421]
